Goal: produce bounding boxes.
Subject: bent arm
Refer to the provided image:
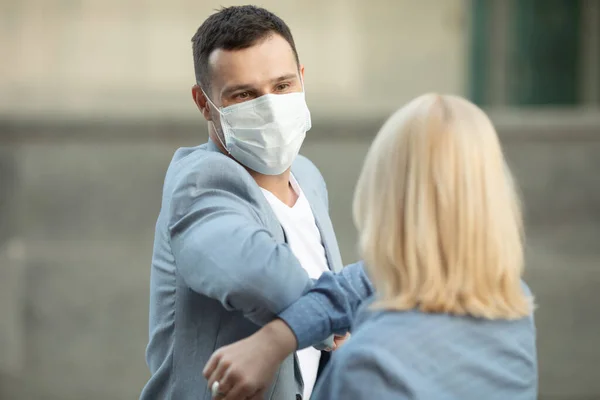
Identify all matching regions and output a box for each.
[169,166,312,326]
[279,261,374,349]
[201,262,375,397]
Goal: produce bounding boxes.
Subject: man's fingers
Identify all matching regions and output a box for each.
[203,352,220,378]
[247,388,267,400]
[215,368,237,399]
[220,369,255,400]
[207,356,230,397]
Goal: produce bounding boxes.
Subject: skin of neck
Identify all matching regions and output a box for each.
[209,127,298,207]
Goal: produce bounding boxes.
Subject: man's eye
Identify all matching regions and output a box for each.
[236,92,250,100]
[276,83,290,91]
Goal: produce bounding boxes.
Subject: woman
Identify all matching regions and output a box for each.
[203,94,537,399]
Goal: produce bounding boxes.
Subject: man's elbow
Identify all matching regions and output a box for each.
[226,273,312,324]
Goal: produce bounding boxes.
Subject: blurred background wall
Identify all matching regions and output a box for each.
[0,0,599,399]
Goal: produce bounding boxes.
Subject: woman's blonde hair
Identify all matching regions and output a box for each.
[353,94,532,320]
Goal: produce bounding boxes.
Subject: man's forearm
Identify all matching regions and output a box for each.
[259,319,299,362]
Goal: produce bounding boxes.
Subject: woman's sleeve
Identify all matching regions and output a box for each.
[278,261,374,349]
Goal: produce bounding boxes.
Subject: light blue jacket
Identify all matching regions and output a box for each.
[140,140,344,400]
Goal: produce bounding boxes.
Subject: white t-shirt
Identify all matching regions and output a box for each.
[260,175,329,399]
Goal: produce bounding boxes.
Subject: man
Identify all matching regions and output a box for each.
[140,5,345,400]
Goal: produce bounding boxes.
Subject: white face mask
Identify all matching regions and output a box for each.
[203,88,312,175]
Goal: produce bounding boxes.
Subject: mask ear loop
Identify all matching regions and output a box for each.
[201,88,230,153]
[299,77,311,128]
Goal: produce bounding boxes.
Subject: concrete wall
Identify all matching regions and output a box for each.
[0,124,599,400]
[0,0,467,120]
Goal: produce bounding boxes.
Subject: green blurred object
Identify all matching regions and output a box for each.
[470,0,582,106]
[469,0,490,106]
[510,0,581,105]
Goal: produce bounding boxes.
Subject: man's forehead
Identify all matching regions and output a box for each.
[207,35,298,91]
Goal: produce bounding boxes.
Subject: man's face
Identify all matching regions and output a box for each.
[193,34,304,129]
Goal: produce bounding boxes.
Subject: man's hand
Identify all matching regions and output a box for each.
[203,319,297,399]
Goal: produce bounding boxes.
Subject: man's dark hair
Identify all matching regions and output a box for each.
[192,5,300,91]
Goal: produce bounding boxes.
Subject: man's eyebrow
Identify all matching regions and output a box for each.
[270,73,298,83]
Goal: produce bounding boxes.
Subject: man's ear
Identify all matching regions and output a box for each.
[192,85,211,121]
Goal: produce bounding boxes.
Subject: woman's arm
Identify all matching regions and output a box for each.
[279,261,374,349]
[202,261,374,399]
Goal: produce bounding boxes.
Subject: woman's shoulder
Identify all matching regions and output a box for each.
[353,279,535,333]
[351,299,430,333]
[351,300,536,349]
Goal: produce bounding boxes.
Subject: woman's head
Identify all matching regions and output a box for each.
[353,94,532,319]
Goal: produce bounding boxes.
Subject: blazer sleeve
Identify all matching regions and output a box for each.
[167,156,313,326]
[278,261,374,349]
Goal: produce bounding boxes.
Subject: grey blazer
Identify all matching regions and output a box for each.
[140,140,344,400]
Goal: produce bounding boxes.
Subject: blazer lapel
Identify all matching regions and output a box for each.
[292,167,344,273]
[205,139,287,243]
